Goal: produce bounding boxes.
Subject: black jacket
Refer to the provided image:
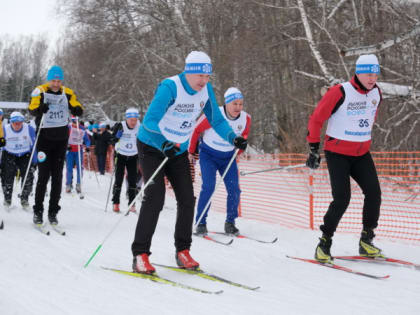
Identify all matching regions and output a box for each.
[93,131,112,155]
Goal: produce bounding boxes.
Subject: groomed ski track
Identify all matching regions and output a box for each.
[0,171,420,315]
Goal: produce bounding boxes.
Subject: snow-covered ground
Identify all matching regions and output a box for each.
[1,171,420,315]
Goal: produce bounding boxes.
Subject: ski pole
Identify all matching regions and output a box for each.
[194,149,239,229]
[21,114,45,194]
[76,118,83,196]
[104,155,118,212]
[239,163,305,176]
[84,156,168,268]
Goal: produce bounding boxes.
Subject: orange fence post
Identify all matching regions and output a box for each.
[309,172,314,230]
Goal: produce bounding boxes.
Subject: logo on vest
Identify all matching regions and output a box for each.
[174,103,194,113]
[238,125,243,130]
[200,101,205,108]
[372,99,377,106]
[347,101,367,116]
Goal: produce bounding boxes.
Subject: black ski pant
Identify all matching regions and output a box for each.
[97,153,106,175]
[1,151,35,202]
[112,153,138,205]
[320,151,381,238]
[131,141,195,256]
[34,135,68,216]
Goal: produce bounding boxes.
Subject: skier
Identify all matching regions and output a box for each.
[189,87,251,236]
[65,117,91,193]
[306,55,383,264]
[92,123,111,175]
[131,51,248,274]
[29,65,83,226]
[1,112,37,210]
[110,108,140,213]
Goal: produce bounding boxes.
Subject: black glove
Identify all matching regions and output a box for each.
[162,141,180,158]
[70,106,83,117]
[85,147,90,152]
[306,143,321,169]
[39,102,49,114]
[0,138,5,147]
[233,137,247,150]
[67,145,72,151]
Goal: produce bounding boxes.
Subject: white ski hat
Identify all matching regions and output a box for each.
[10,111,25,123]
[224,87,243,104]
[355,54,380,74]
[184,51,212,74]
[125,108,139,119]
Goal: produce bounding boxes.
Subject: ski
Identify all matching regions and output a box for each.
[154,263,260,291]
[210,231,278,244]
[286,255,390,280]
[334,255,420,271]
[193,233,234,246]
[102,267,223,295]
[51,224,66,236]
[34,223,50,235]
[0,220,3,230]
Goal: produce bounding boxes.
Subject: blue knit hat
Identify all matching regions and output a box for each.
[47,65,64,81]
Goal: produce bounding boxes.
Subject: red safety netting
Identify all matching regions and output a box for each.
[190,152,420,243]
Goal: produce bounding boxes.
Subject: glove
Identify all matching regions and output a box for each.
[70,106,83,117]
[233,137,247,150]
[0,138,5,147]
[306,143,321,169]
[85,147,90,153]
[162,141,180,158]
[39,102,49,114]
[30,164,37,173]
[67,145,72,151]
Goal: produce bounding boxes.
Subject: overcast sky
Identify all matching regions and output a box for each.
[0,0,64,43]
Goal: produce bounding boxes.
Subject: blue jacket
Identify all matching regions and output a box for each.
[138,72,236,154]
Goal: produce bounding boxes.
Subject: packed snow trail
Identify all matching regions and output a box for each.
[1,171,420,315]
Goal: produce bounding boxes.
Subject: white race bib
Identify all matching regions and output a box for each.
[326,82,380,142]
[158,75,209,143]
[116,121,140,156]
[43,88,70,128]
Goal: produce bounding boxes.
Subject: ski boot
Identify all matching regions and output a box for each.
[113,204,120,213]
[132,253,155,274]
[224,221,240,236]
[315,235,333,264]
[3,200,12,212]
[76,184,81,194]
[176,249,199,270]
[48,213,58,226]
[359,229,384,258]
[21,199,30,210]
[33,212,43,225]
[195,224,208,236]
[65,185,71,193]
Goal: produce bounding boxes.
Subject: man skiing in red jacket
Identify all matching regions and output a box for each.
[306,54,383,263]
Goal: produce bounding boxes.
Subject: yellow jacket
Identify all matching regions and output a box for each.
[0,120,3,138]
[28,83,83,116]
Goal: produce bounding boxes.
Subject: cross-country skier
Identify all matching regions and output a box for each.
[110,108,140,213]
[1,112,37,210]
[306,55,383,264]
[131,51,248,274]
[65,117,91,193]
[29,65,83,226]
[92,123,111,175]
[189,87,251,236]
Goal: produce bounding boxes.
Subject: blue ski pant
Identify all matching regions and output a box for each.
[66,151,83,185]
[195,147,241,225]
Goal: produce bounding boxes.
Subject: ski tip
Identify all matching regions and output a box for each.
[271,237,278,243]
[0,220,4,230]
[227,239,234,245]
[239,171,245,176]
[214,290,224,295]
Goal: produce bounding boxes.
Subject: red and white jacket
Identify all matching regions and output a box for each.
[307,76,382,156]
[189,106,251,154]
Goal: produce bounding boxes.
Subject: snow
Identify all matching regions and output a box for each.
[1,171,420,315]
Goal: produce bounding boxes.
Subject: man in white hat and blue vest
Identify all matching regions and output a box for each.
[131,51,248,274]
